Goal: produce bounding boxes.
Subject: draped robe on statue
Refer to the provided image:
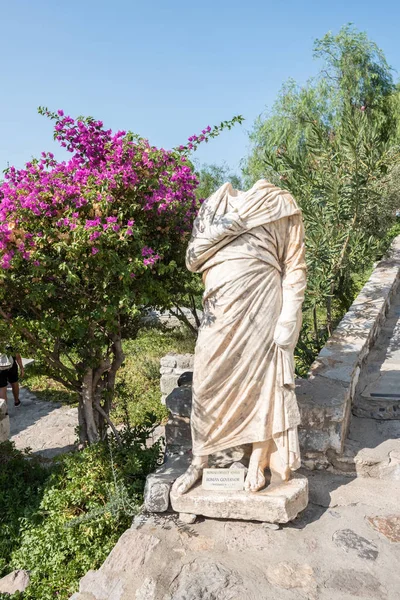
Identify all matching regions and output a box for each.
[186,179,307,472]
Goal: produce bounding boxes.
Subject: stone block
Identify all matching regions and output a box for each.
[166,386,192,417]
[0,415,10,442]
[170,474,308,523]
[160,374,180,396]
[159,366,173,375]
[353,396,400,420]
[144,454,190,513]
[0,399,7,416]
[165,415,191,448]
[299,428,341,454]
[160,355,177,368]
[144,480,171,513]
[175,354,194,369]
[297,375,349,426]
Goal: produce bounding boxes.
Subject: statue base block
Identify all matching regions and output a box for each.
[170,474,308,523]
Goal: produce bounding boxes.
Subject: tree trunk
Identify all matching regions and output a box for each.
[79,368,101,445]
[313,307,319,345]
[77,334,125,445]
[326,296,332,337]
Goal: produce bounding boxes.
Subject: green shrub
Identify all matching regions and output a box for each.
[111,326,195,426]
[0,442,50,577]
[0,421,161,599]
[23,326,196,427]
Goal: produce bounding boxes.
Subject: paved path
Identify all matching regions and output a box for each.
[7,385,77,458]
[344,287,400,479]
[354,287,400,419]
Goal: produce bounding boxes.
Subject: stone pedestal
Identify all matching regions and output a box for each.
[170,474,308,523]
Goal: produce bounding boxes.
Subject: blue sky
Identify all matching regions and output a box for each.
[1,0,399,175]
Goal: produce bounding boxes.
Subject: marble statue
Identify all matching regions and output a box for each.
[173,179,306,495]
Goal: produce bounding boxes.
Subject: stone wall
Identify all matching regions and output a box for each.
[297,235,400,466]
[0,399,10,443]
[160,353,194,404]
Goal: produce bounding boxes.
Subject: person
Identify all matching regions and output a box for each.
[173,179,307,495]
[0,346,24,407]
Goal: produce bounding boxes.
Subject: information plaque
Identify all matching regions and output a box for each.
[202,468,245,491]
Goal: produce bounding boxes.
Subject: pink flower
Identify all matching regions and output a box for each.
[0,108,205,272]
[143,254,160,266]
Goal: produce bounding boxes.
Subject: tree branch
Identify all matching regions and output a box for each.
[93,402,122,445]
[0,306,80,390]
[171,304,197,336]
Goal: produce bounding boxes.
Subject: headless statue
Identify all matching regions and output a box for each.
[173,180,306,495]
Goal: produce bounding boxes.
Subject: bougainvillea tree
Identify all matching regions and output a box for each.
[0,109,243,443]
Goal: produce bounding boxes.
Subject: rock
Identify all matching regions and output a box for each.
[160,355,177,368]
[367,514,400,542]
[144,480,171,513]
[302,459,316,470]
[144,454,190,513]
[102,530,160,573]
[179,532,215,552]
[332,528,379,560]
[166,558,246,600]
[224,522,271,552]
[0,569,30,594]
[325,569,386,598]
[135,577,156,600]
[160,366,173,375]
[177,371,193,387]
[78,530,160,599]
[78,569,125,600]
[160,374,180,396]
[263,522,280,530]
[179,512,197,524]
[230,461,248,474]
[265,562,315,590]
[165,387,192,417]
[170,475,308,523]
